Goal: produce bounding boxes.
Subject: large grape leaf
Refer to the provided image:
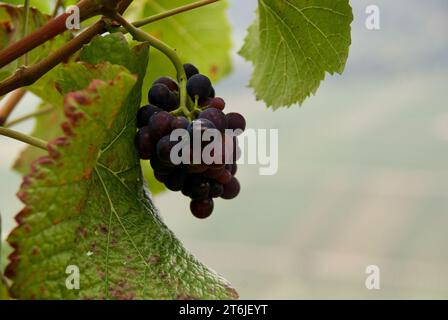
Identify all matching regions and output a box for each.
[12,35,136,164]
[124,0,232,94]
[13,62,136,174]
[14,33,166,195]
[0,3,71,81]
[240,0,353,108]
[6,38,237,300]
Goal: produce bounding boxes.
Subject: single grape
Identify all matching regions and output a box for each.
[137,105,160,128]
[185,175,210,200]
[154,171,167,183]
[171,116,189,130]
[226,163,238,176]
[199,97,212,107]
[198,108,227,132]
[153,76,178,92]
[149,111,175,142]
[222,137,241,163]
[187,74,212,101]
[226,112,246,132]
[207,97,225,111]
[150,156,175,175]
[190,198,214,219]
[187,164,208,174]
[183,63,199,79]
[156,135,177,165]
[209,181,224,198]
[216,169,232,185]
[165,170,187,192]
[209,86,216,98]
[187,119,216,137]
[204,166,225,179]
[134,127,154,160]
[148,83,179,111]
[221,177,240,200]
[222,135,239,164]
[189,120,219,160]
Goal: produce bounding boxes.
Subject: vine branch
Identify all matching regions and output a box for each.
[0,126,47,150]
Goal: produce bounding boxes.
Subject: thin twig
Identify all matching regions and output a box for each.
[0,126,47,150]
[5,105,54,128]
[0,89,27,125]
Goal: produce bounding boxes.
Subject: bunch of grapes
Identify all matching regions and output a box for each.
[135,63,246,219]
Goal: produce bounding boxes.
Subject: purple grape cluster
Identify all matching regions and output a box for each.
[135,64,246,219]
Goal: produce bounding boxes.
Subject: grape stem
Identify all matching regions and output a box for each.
[112,13,191,119]
[0,126,47,150]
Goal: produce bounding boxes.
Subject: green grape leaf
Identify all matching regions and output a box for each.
[1,0,51,14]
[31,61,134,106]
[15,34,166,195]
[6,37,237,300]
[124,0,232,95]
[0,3,71,81]
[14,62,134,174]
[240,0,353,108]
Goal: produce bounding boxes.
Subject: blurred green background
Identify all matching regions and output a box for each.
[1,0,448,299]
